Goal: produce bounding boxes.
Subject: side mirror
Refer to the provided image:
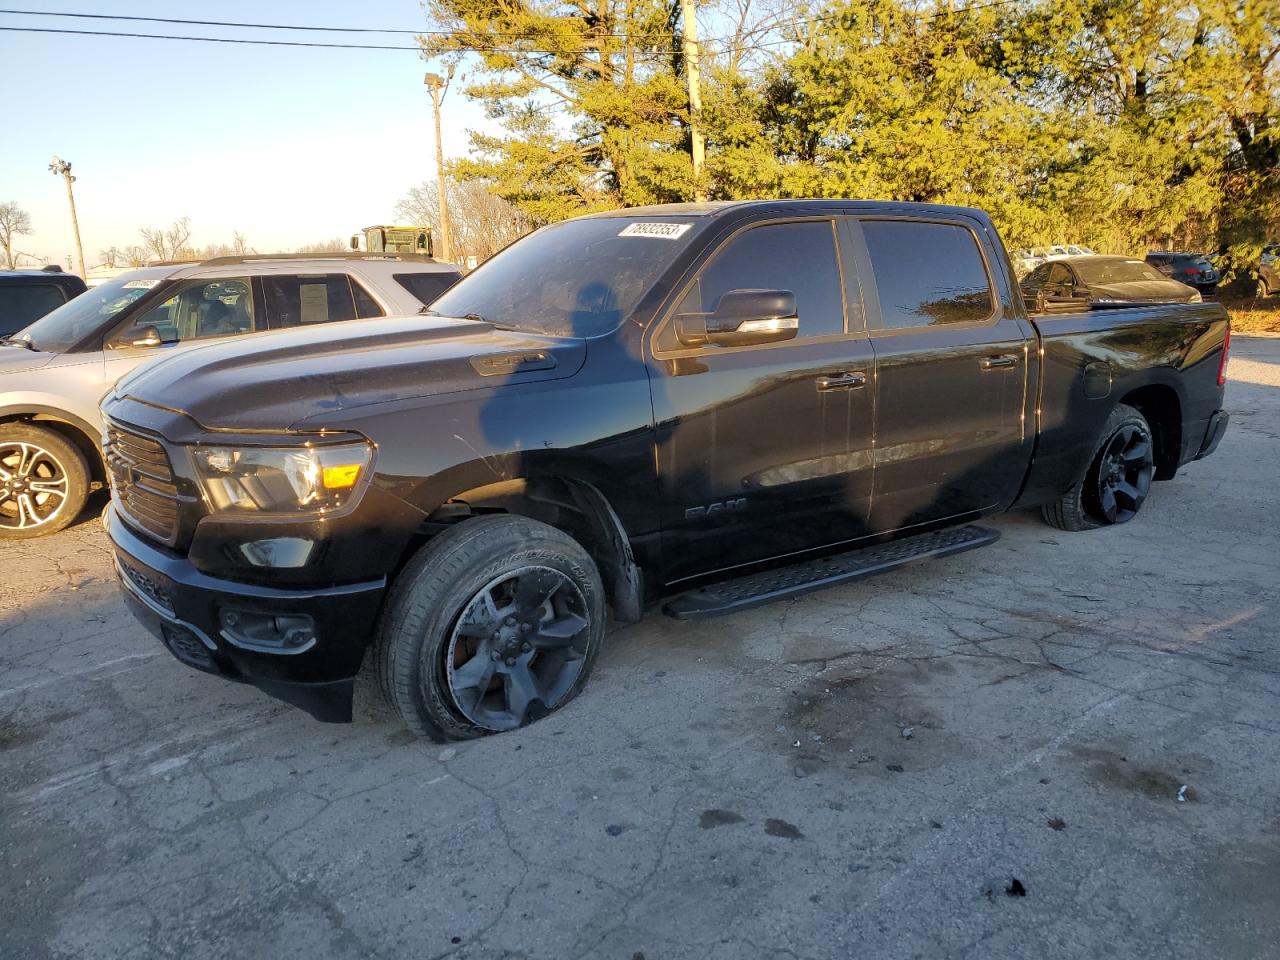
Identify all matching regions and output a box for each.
[133,325,165,348]
[676,289,799,347]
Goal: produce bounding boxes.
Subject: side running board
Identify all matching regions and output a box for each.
[662,525,999,620]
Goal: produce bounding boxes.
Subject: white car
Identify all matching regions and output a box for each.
[0,253,461,537]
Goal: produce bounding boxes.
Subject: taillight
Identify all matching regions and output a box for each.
[1218,326,1231,386]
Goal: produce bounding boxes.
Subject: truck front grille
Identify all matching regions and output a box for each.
[104,421,181,543]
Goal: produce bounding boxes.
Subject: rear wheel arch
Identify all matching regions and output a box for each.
[1117,384,1182,480]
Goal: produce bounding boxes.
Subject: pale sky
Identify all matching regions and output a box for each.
[1,1,502,267]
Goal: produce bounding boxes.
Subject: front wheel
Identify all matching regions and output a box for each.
[0,423,90,539]
[1041,403,1155,532]
[1258,277,1271,299]
[374,515,606,741]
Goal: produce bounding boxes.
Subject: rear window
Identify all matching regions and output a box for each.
[394,271,461,308]
[862,220,994,328]
[0,283,68,335]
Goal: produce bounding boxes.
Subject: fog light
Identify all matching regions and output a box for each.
[219,608,316,654]
[239,537,314,568]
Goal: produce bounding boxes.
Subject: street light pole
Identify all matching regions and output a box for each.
[48,156,86,278]
[424,67,455,263]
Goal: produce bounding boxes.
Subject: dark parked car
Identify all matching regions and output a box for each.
[0,267,87,336]
[1145,252,1220,293]
[102,201,1230,740]
[1257,243,1279,297]
[1022,255,1201,307]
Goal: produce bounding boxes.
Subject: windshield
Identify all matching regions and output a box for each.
[1075,259,1167,285]
[427,216,701,338]
[12,270,170,352]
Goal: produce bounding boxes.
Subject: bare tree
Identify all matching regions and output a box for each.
[0,202,34,270]
[139,216,194,262]
[122,245,148,267]
[292,237,349,255]
[396,179,532,267]
[99,246,122,268]
[232,230,251,255]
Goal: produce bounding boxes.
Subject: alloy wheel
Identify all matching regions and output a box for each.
[0,441,70,531]
[1095,424,1154,523]
[445,565,591,731]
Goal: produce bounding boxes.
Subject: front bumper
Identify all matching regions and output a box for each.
[106,505,386,722]
[1194,409,1229,460]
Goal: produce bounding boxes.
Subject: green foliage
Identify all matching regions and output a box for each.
[423,0,1279,265]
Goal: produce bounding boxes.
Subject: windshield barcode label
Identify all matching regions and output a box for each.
[618,222,692,240]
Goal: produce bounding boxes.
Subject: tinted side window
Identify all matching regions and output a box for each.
[862,221,994,328]
[110,277,257,347]
[351,281,384,318]
[0,283,67,335]
[394,272,461,308]
[1021,263,1051,291]
[677,220,845,340]
[264,275,357,327]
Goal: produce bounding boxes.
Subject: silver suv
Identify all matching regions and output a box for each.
[0,254,460,538]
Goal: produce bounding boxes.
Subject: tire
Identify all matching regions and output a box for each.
[1258,278,1271,299]
[374,515,606,741]
[1041,403,1155,532]
[0,423,90,539]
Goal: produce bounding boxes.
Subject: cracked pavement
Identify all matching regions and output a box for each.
[2,336,1278,960]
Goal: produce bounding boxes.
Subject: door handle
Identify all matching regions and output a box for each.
[980,355,1017,370]
[815,372,867,391]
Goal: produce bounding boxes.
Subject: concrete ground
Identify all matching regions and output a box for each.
[2,337,1277,960]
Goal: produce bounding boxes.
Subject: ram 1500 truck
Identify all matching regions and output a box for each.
[101,201,1231,740]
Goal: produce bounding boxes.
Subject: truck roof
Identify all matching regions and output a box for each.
[579,199,994,221]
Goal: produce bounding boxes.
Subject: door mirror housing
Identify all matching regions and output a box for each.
[676,289,799,347]
[109,324,175,350]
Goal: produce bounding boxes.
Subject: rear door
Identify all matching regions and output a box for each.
[647,216,876,584]
[261,274,385,328]
[853,216,1032,532]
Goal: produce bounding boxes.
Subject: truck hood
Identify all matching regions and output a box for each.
[111,315,587,432]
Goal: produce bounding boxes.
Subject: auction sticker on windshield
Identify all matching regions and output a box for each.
[123,279,161,289]
[618,222,692,240]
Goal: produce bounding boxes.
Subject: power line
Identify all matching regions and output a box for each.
[0,7,424,33]
[0,7,684,40]
[0,25,423,50]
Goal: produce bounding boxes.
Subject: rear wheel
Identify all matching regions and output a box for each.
[1258,277,1271,299]
[1041,404,1154,532]
[0,424,90,539]
[374,515,606,740]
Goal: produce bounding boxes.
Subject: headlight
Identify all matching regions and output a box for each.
[190,441,373,516]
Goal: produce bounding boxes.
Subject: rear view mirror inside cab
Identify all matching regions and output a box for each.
[676,288,799,347]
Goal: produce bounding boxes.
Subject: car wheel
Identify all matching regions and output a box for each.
[1041,403,1154,532]
[374,515,606,740]
[0,423,90,539]
[1258,278,1271,298]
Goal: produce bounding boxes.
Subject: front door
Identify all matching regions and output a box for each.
[647,218,877,585]
[854,217,1031,533]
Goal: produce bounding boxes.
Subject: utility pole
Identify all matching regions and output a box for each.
[424,66,455,263]
[680,0,707,202]
[48,156,85,278]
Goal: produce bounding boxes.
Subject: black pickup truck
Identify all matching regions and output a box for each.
[101,201,1230,740]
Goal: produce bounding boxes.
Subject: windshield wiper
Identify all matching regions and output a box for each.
[461,312,520,332]
[0,337,35,351]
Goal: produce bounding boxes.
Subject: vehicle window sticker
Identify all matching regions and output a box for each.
[618,222,692,240]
